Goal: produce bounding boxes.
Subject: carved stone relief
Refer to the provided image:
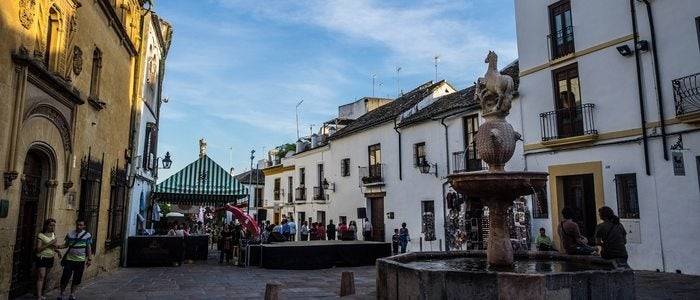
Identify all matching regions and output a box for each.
[19,0,37,29]
[72,46,83,76]
[25,104,73,153]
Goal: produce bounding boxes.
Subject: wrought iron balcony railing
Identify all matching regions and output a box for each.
[313,187,326,201]
[673,72,700,117]
[452,151,483,174]
[539,103,597,141]
[547,25,575,60]
[294,187,306,201]
[359,163,384,185]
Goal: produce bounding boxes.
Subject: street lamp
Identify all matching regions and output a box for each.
[419,161,438,178]
[248,149,255,215]
[162,152,173,169]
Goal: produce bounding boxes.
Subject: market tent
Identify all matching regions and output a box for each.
[153,154,248,205]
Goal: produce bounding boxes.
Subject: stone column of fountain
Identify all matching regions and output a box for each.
[448,51,548,267]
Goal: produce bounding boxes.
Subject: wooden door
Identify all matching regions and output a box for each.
[10,152,43,298]
[562,174,596,244]
[370,197,385,242]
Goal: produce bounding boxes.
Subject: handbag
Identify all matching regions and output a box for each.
[61,230,88,267]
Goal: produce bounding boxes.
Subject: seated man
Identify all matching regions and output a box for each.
[535,227,555,251]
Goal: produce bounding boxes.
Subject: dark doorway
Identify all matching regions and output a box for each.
[10,151,48,298]
[369,197,385,242]
[561,174,596,245]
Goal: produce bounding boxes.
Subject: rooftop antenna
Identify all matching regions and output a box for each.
[309,124,315,136]
[396,66,402,98]
[434,55,440,82]
[295,99,303,140]
[372,74,377,97]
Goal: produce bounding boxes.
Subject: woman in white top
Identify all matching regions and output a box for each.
[36,218,62,300]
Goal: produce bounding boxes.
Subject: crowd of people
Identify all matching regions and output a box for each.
[258,217,381,243]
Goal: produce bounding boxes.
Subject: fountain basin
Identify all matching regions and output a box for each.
[376,251,635,300]
[447,171,548,199]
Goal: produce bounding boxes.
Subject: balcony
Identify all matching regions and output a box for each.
[452,151,483,174]
[313,186,326,201]
[294,187,306,202]
[673,72,700,123]
[547,25,575,60]
[539,103,598,147]
[359,164,384,185]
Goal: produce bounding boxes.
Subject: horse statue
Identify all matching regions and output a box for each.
[475,51,515,118]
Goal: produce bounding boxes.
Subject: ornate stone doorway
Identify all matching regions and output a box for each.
[10,149,52,298]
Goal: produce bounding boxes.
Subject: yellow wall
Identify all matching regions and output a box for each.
[0,0,146,297]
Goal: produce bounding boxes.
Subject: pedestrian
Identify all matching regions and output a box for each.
[348,221,357,240]
[399,222,410,253]
[326,220,336,240]
[281,219,291,241]
[309,222,318,240]
[362,218,372,241]
[318,222,327,240]
[231,223,242,265]
[595,206,628,266]
[391,229,400,255]
[300,221,309,241]
[36,218,62,300]
[338,221,348,240]
[288,218,297,241]
[219,225,232,264]
[558,207,595,255]
[535,227,555,251]
[59,219,92,300]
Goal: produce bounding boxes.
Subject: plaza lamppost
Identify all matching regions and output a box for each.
[247,149,255,215]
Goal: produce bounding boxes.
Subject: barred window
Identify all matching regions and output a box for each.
[106,167,127,249]
[615,173,640,219]
[414,142,426,166]
[463,115,482,171]
[341,158,350,177]
[79,152,104,252]
[531,186,549,219]
[273,178,281,200]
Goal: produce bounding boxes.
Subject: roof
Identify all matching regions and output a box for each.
[153,155,248,205]
[235,169,265,185]
[397,60,520,128]
[330,80,447,140]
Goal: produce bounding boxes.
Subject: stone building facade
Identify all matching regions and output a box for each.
[0,0,164,297]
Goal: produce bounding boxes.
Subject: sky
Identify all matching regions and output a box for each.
[154,0,517,181]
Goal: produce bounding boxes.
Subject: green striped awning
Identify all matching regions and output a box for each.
[153,154,248,205]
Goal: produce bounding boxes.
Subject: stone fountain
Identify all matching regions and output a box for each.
[376,51,635,300]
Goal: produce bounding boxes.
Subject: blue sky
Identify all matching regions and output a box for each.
[155,0,517,180]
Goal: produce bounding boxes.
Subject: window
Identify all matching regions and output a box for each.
[106,167,127,249]
[317,164,324,187]
[289,176,297,202]
[254,187,263,207]
[548,0,574,59]
[273,178,281,200]
[615,174,640,219]
[463,115,481,171]
[696,17,700,52]
[341,158,350,177]
[339,216,347,224]
[299,168,305,185]
[317,211,326,225]
[421,201,436,241]
[368,144,381,178]
[142,122,157,170]
[552,63,583,139]
[79,154,104,252]
[414,142,426,167]
[90,48,103,98]
[531,186,549,219]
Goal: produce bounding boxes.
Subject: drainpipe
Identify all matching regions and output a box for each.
[440,116,450,251]
[629,0,651,176]
[640,0,668,161]
[393,118,402,181]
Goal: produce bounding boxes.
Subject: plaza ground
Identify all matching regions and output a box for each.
[24,256,700,299]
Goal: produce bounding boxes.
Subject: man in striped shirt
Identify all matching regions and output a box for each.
[59,220,92,300]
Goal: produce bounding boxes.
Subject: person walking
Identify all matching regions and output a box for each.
[326,220,336,241]
[299,221,309,241]
[348,221,357,240]
[595,206,628,266]
[59,220,92,300]
[362,218,372,241]
[36,218,61,300]
[288,218,297,241]
[558,207,595,255]
[399,222,410,253]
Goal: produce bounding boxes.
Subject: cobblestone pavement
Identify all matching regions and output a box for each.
[26,258,700,299]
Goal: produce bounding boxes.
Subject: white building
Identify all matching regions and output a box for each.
[123,12,171,243]
[515,0,700,274]
[235,168,264,220]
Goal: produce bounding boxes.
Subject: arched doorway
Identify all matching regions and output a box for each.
[10,149,52,298]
